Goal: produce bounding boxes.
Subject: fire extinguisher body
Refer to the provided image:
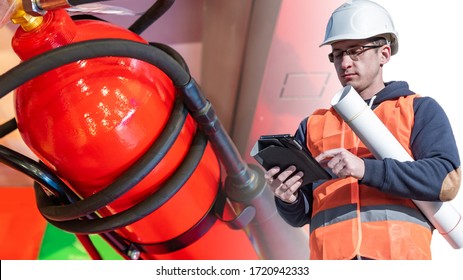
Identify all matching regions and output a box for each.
[12,10,258,259]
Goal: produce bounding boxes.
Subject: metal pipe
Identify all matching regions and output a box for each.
[22,0,113,15]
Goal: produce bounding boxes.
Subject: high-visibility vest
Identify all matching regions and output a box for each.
[306,95,432,260]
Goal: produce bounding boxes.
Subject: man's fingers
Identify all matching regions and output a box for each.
[280,178,303,194]
[283,171,304,186]
[264,166,306,203]
[315,148,341,162]
[275,172,303,200]
[276,165,297,182]
[264,166,281,180]
[276,179,302,203]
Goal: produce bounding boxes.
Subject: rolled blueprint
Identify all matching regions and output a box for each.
[331,85,463,249]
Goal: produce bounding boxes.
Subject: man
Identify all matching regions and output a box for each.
[265,0,461,260]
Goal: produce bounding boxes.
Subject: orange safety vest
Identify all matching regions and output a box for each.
[306,95,432,260]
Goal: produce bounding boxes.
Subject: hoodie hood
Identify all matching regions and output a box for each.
[366,81,415,109]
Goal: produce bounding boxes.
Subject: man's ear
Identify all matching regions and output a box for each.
[379,45,392,66]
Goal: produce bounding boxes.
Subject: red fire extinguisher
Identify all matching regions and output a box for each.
[10,8,259,260]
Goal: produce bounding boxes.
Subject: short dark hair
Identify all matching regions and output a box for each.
[368,37,388,46]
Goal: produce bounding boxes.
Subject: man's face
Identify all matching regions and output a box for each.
[330,39,388,95]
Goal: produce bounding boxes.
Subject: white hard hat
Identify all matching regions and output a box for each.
[320,0,399,55]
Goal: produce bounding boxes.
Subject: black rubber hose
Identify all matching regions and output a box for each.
[0,118,17,139]
[67,0,112,6]
[180,80,253,186]
[0,145,73,202]
[38,130,208,234]
[0,39,190,99]
[150,42,189,74]
[129,0,175,35]
[71,14,107,22]
[38,97,188,221]
[29,182,137,260]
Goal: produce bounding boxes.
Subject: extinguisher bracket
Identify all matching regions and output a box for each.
[214,188,256,230]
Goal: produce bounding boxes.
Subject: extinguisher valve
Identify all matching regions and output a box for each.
[21,0,46,16]
[11,0,43,31]
[22,0,72,15]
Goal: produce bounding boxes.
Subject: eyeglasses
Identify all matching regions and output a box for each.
[328,45,383,63]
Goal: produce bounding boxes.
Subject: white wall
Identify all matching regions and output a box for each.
[376,0,463,260]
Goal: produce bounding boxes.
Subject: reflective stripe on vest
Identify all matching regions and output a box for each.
[310,203,432,234]
[306,95,433,260]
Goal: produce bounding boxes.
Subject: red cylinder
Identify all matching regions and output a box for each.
[12,10,257,260]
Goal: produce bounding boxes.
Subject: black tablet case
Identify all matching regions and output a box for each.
[251,134,332,185]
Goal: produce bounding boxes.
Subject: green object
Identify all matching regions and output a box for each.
[38,223,124,260]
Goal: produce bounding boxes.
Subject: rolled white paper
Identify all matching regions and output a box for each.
[331,85,463,249]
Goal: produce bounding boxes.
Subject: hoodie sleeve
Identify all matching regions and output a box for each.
[275,185,312,227]
[361,97,461,201]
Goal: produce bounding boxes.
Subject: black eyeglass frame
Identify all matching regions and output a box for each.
[328,45,383,63]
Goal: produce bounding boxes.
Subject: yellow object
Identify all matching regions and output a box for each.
[9,0,43,31]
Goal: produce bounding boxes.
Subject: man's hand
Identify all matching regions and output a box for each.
[264,165,304,203]
[315,148,365,180]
